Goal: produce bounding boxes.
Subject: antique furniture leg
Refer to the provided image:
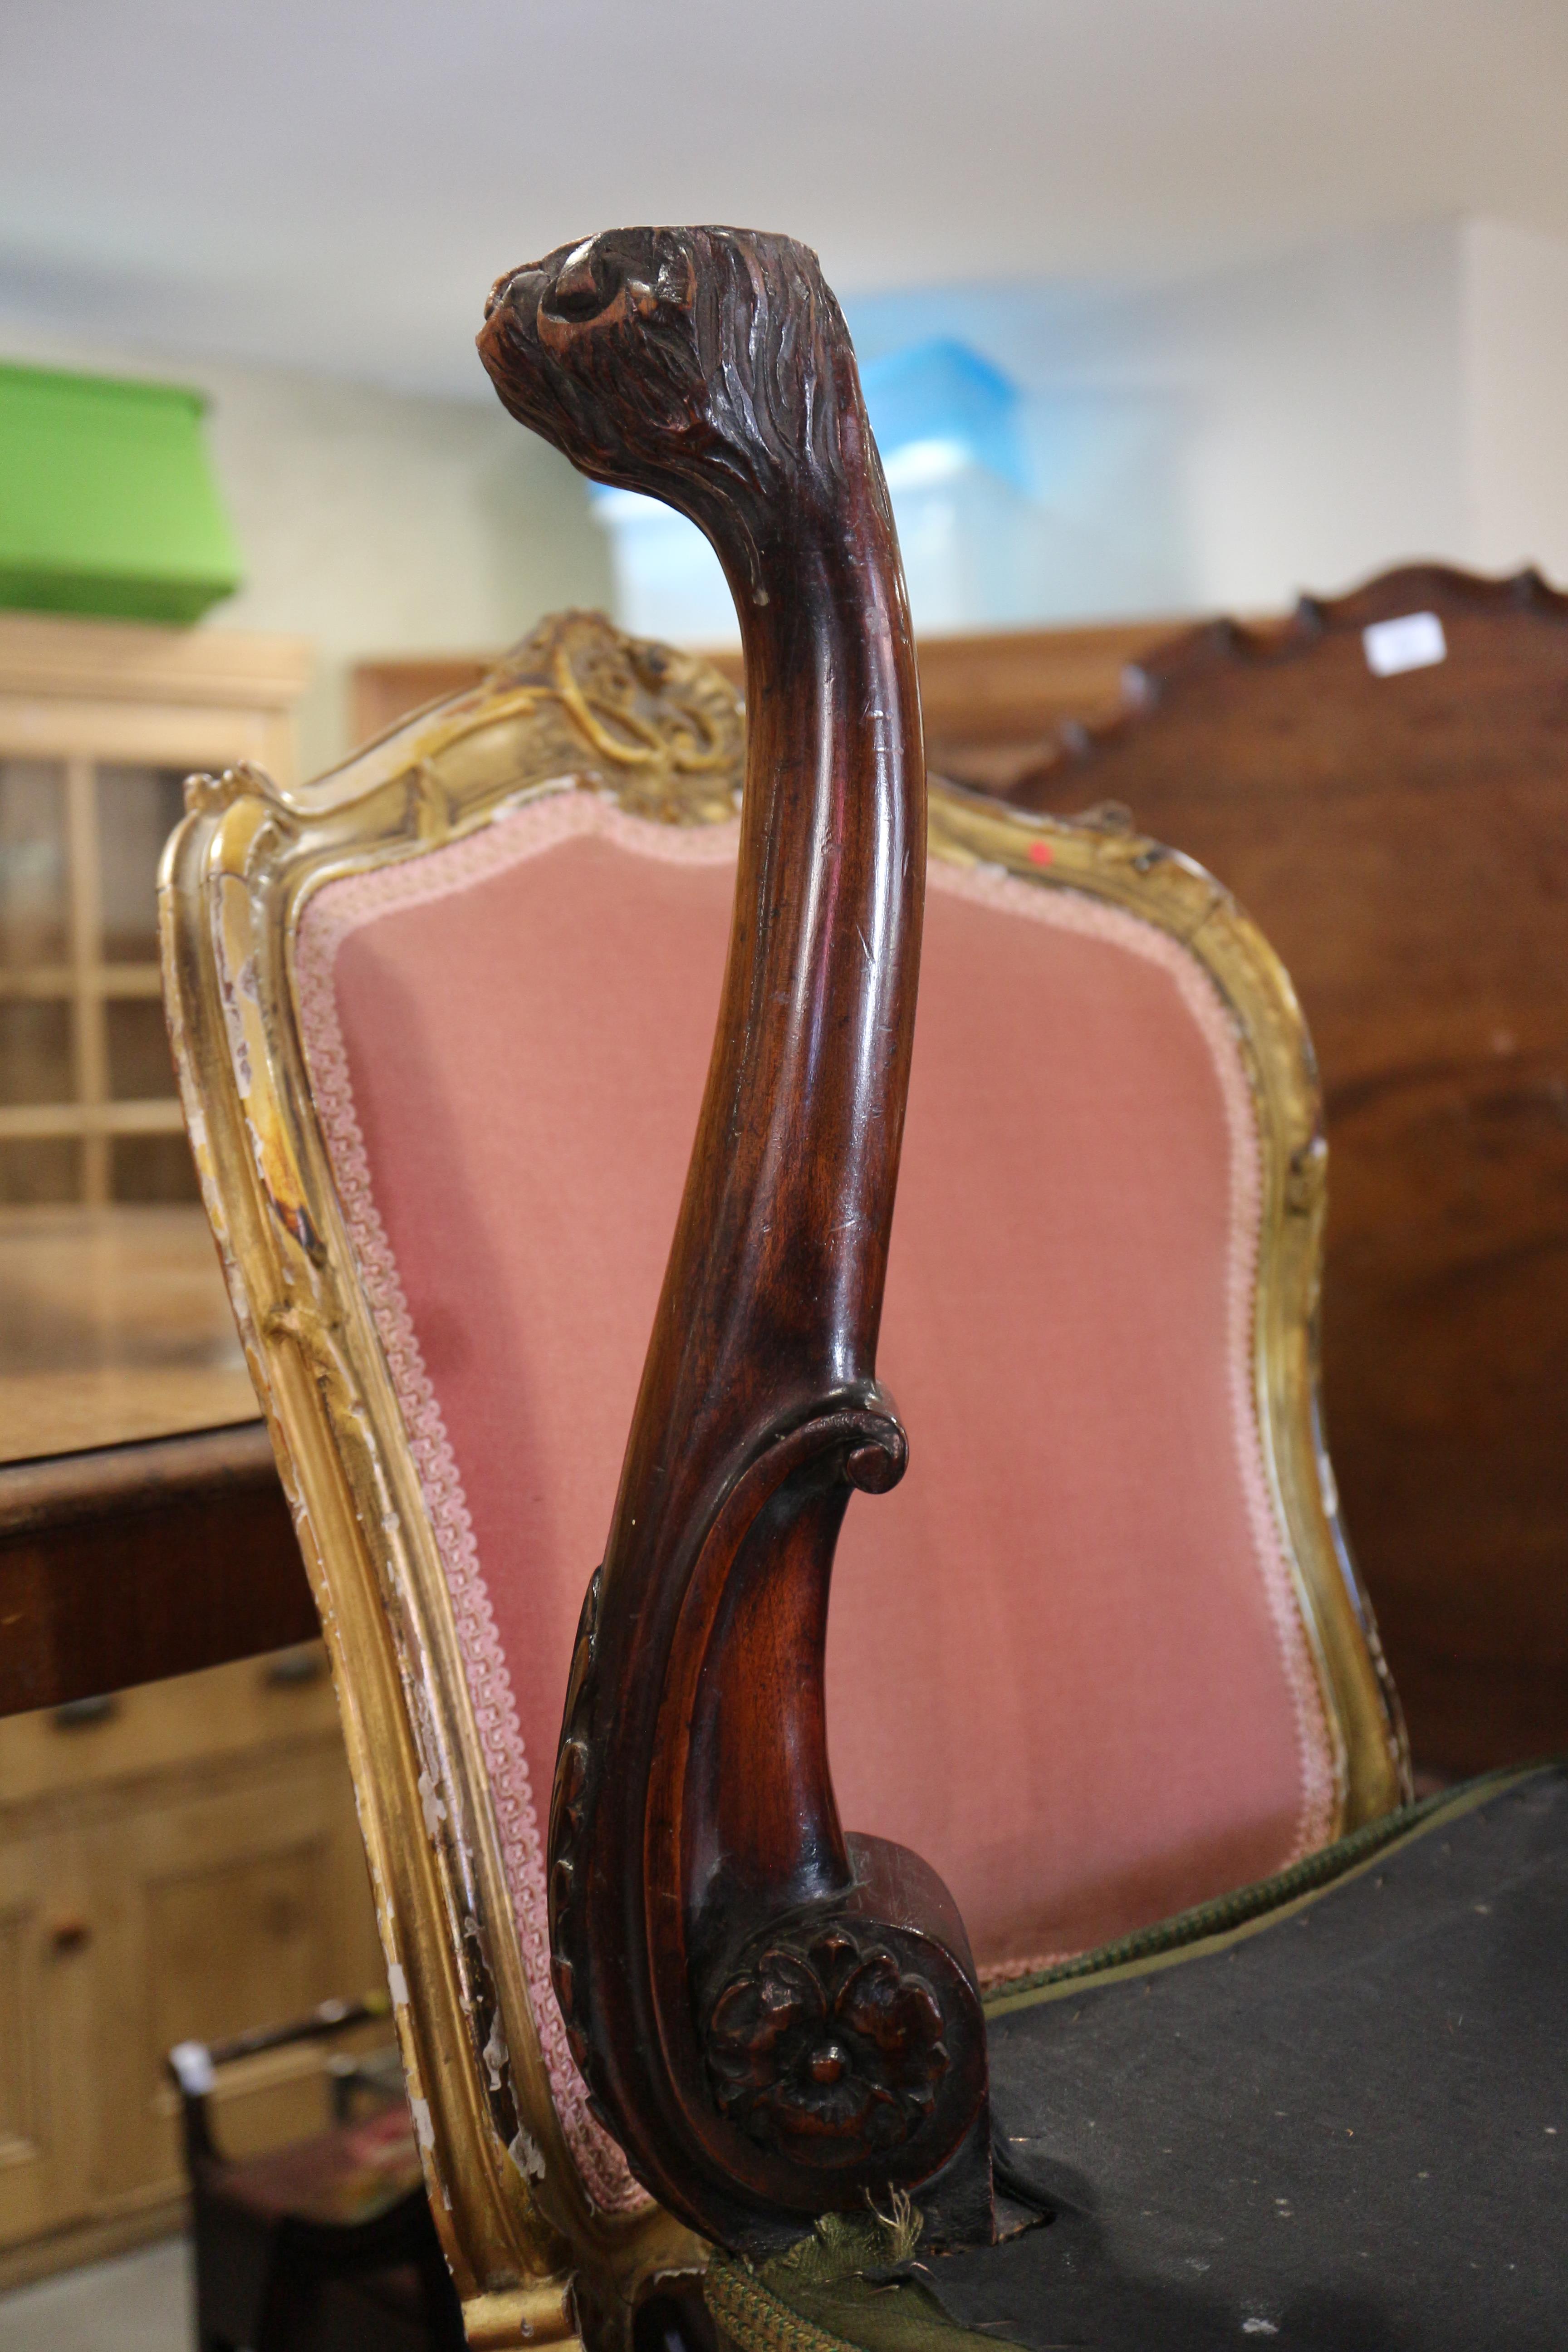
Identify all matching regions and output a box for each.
[480,229,993,2259]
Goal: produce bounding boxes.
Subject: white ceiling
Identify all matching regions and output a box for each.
[2,0,1567,397]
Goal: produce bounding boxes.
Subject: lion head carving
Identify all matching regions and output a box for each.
[478,225,889,608]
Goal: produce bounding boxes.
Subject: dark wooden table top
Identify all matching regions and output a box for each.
[0,1205,314,1717]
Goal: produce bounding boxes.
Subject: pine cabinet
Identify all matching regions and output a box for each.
[0,1648,386,2289]
[0,613,384,2292]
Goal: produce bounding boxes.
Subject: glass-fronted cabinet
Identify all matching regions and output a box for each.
[0,613,310,1462]
[0,756,189,1204]
[0,617,370,2302]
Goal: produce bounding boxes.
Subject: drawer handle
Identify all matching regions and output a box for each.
[52,1695,119,1731]
[265,1647,327,1689]
[49,1916,92,1955]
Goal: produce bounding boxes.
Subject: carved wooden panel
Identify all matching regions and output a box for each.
[1004,564,1568,1774]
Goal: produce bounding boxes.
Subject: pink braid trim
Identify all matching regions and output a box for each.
[294,790,730,2215]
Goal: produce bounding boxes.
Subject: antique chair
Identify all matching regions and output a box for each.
[168,1992,465,2350]
[161,228,1562,2350]
[995,565,1568,1778]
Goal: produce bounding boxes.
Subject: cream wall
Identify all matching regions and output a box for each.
[851,215,1568,622]
[204,364,610,776]
[5,214,1568,768]
[1146,213,1568,605]
[1094,221,1470,613]
[0,325,610,776]
[1463,219,1568,583]
[852,220,1474,620]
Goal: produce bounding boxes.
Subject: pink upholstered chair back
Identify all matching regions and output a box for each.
[298,784,1355,2015]
[167,617,1404,2272]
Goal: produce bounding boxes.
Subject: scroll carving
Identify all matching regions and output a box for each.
[481,227,992,2257]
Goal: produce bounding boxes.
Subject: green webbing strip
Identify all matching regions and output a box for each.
[984,1765,1539,2016]
[707,2244,1002,2352]
[705,2254,853,2352]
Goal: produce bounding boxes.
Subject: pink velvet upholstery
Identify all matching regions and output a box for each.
[297,792,1333,2202]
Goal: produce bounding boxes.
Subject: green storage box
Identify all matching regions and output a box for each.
[0,362,243,624]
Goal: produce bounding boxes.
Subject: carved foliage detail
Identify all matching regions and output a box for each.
[705,1926,949,2168]
[548,1566,600,2072]
[415,610,745,828]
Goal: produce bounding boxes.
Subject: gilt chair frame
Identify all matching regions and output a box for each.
[160,610,1406,2349]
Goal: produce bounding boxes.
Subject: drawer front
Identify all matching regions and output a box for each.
[0,1645,341,1812]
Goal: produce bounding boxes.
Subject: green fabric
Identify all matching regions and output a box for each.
[708,2216,994,2352]
[0,363,242,623]
[704,1772,1543,2352]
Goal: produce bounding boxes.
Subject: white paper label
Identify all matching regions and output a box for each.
[1362,611,1446,677]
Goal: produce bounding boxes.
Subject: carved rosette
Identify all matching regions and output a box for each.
[705,1926,949,2168]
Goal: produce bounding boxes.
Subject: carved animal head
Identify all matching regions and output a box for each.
[478,225,884,592]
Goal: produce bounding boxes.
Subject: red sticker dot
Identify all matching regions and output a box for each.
[1028,839,1054,867]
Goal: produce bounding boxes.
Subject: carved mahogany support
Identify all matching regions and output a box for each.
[480,228,992,2254]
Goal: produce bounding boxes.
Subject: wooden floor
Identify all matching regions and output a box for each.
[0,1207,259,1464]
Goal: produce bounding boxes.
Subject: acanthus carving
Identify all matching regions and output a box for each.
[547,1568,599,2083]
[414,609,745,828]
[183,759,291,818]
[706,1926,949,2166]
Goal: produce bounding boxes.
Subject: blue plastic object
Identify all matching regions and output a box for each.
[860,339,1028,490]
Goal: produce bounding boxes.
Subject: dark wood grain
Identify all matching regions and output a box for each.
[1003,563,1568,1776]
[480,227,991,2254]
[0,1423,316,1716]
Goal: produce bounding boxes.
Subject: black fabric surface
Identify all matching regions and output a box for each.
[921,1768,1568,2351]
